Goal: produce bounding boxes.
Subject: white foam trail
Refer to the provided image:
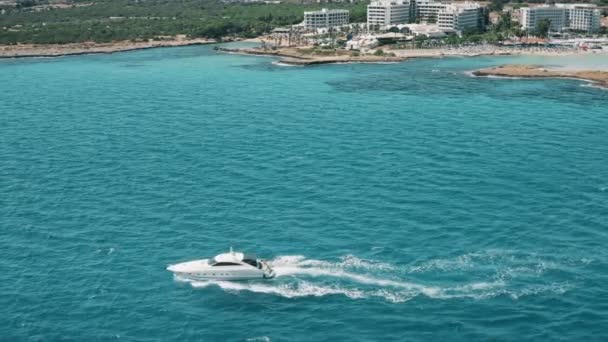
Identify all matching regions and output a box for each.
[274,265,437,293]
[271,61,301,67]
[369,289,415,303]
[271,254,393,271]
[407,254,476,273]
[188,279,419,303]
[246,337,271,342]
[193,280,367,300]
[269,255,431,292]
[406,250,555,276]
[581,82,608,91]
[182,278,515,303]
[173,254,570,303]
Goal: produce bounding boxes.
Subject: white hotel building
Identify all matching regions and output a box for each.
[303,8,350,29]
[437,2,483,32]
[365,0,485,33]
[367,0,411,26]
[414,0,450,22]
[520,4,601,33]
[559,4,601,32]
[520,6,567,32]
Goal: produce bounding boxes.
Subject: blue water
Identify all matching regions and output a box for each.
[1,46,608,341]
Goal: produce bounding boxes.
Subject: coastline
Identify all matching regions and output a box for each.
[472,64,608,89]
[3,38,607,86]
[216,45,607,66]
[2,37,605,64]
[219,46,608,89]
[216,47,408,65]
[0,38,217,59]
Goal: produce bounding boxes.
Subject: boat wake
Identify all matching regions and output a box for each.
[174,252,575,303]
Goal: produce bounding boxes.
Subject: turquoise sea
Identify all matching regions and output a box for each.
[1,45,608,341]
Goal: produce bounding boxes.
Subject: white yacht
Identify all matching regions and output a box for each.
[167,248,275,280]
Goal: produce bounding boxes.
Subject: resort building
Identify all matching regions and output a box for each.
[558,4,601,33]
[520,6,567,32]
[364,0,486,29]
[413,0,449,23]
[520,4,601,33]
[367,0,411,27]
[303,8,350,29]
[437,2,483,32]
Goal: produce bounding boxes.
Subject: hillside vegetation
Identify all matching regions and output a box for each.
[0,0,368,44]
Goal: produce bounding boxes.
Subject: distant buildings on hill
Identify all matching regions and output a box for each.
[520,4,602,33]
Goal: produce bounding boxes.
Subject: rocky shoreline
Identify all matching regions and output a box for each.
[0,38,216,59]
[472,65,608,89]
[216,47,408,65]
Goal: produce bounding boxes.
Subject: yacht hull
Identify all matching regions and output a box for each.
[167,258,275,281]
[172,271,273,281]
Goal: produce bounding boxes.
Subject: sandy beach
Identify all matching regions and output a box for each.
[0,38,216,58]
[473,64,608,88]
[388,44,604,58]
[218,44,606,66]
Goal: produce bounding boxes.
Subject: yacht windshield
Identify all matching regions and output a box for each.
[212,262,240,267]
[243,259,257,268]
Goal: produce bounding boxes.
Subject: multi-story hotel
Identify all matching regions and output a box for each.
[437,2,483,32]
[364,0,486,32]
[520,4,601,33]
[520,6,568,32]
[303,8,350,29]
[367,0,411,26]
[558,4,601,33]
[413,0,449,22]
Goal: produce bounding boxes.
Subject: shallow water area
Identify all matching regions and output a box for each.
[1,44,608,341]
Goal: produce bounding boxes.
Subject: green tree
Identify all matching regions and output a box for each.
[488,0,508,11]
[536,18,551,38]
[414,34,428,48]
[463,27,482,36]
[0,1,368,44]
[445,33,461,46]
[497,12,513,32]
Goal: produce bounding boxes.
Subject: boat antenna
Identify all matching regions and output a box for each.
[230,246,234,254]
